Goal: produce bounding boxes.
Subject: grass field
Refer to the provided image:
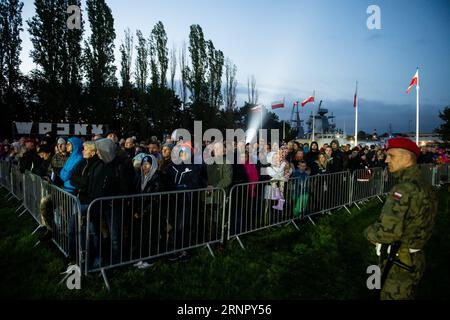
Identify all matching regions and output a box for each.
[0,187,449,300]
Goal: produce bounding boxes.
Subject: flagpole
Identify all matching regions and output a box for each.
[283,120,285,141]
[355,104,358,148]
[312,112,315,142]
[416,68,420,145]
[312,91,315,142]
[260,105,263,134]
[354,81,358,148]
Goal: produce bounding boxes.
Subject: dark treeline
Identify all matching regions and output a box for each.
[0,0,289,140]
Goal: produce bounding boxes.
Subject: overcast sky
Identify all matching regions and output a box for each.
[19,0,450,134]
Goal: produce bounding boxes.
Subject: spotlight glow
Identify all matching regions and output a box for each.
[246,108,266,143]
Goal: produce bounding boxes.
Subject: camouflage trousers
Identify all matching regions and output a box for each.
[381,251,425,300]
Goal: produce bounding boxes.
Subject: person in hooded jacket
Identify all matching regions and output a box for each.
[89,138,135,265]
[132,155,162,261]
[135,155,161,194]
[92,138,134,199]
[166,142,206,261]
[132,152,150,178]
[305,141,320,171]
[60,137,84,195]
[329,139,349,173]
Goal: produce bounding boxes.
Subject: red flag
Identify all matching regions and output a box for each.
[353,82,358,108]
[301,96,314,107]
[271,99,285,109]
[406,69,419,94]
[272,99,284,110]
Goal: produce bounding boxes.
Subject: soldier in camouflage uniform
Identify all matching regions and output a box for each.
[364,137,438,300]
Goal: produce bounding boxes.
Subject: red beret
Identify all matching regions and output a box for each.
[386,137,420,158]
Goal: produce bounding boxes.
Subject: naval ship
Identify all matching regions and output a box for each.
[291,100,350,147]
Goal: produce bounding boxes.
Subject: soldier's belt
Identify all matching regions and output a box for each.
[375,243,420,256]
[377,243,417,273]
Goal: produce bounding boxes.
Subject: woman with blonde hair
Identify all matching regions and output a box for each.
[311,152,330,176]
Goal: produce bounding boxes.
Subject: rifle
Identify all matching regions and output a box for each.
[380,241,415,288]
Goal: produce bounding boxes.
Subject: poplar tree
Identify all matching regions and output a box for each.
[84,0,117,124]
[0,0,23,136]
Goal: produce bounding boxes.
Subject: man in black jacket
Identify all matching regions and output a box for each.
[19,138,41,174]
[33,145,53,179]
[124,137,136,159]
[166,142,207,191]
[330,139,349,173]
[91,138,134,265]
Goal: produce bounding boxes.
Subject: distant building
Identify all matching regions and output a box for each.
[380,133,443,146]
[405,133,443,146]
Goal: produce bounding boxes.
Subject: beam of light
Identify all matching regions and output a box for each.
[246,108,266,144]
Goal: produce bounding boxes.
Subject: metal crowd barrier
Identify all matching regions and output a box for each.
[382,167,398,194]
[227,171,353,245]
[84,187,226,283]
[350,167,384,206]
[0,159,448,289]
[23,171,44,224]
[11,165,25,202]
[0,160,10,189]
[299,171,353,225]
[16,170,82,262]
[227,177,304,247]
[419,164,436,187]
[435,164,449,185]
[0,163,82,265]
[43,180,82,263]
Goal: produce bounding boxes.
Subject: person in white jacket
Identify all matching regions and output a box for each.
[266,146,292,211]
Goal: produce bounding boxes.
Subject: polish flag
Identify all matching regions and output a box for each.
[301,95,314,107]
[271,99,285,109]
[406,69,419,94]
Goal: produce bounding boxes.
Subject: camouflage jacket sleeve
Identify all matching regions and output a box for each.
[364,182,414,244]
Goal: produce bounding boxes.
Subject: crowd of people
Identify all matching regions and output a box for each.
[2,135,447,186]
[0,133,448,266]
